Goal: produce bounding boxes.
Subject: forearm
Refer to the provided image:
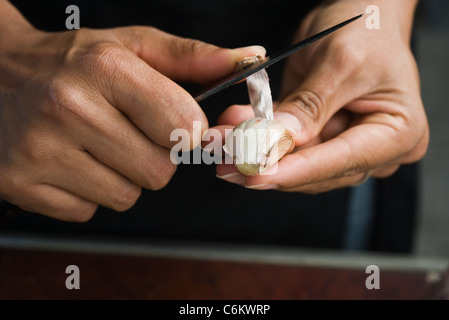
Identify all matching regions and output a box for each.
[0,1,36,46]
[0,1,50,86]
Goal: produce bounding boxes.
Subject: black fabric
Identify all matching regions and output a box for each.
[4,0,418,252]
[371,163,419,253]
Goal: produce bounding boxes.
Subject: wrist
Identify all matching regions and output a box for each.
[0,1,43,50]
[374,0,419,43]
[0,2,50,87]
[320,0,419,44]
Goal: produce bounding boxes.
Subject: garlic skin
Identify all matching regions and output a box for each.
[225,55,295,176]
[223,118,295,176]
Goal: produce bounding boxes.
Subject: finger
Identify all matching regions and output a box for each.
[201,125,233,150]
[244,165,400,193]
[320,109,353,141]
[216,163,239,177]
[277,171,370,193]
[113,26,266,84]
[76,97,176,190]
[94,47,206,149]
[42,148,141,212]
[216,104,255,126]
[8,184,98,222]
[293,110,352,150]
[215,163,246,186]
[371,164,400,178]
[244,111,412,189]
[215,164,369,192]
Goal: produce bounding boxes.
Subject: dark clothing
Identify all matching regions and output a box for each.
[5,0,419,252]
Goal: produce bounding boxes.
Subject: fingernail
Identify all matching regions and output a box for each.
[216,172,246,185]
[234,45,266,57]
[274,112,302,134]
[245,184,278,190]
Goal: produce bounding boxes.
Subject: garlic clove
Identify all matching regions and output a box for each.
[258,129,295,173]
[235,163,260,176]
[226,56,294,176]
[223,118,295,176]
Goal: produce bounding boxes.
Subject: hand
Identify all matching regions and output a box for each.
[215,0,429,193]
[0,1,265,221]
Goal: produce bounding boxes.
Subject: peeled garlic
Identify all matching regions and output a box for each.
[223,118,295,176]
[222,55,295,176]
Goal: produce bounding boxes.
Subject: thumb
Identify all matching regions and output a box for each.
[274,66,357,146]
[114,26,266,84]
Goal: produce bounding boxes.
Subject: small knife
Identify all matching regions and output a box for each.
[194,14,363,102]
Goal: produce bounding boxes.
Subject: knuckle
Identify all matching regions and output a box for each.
[137,25,157,34]
[69,203,98,222]
[299,185,327,195]
[61,29,130,77]
[174,108,200,131]
[186,39,209,56]
[41,78,74,113]
[61,29,89,64]
[182,38,215,81]
[39,77,87,123]
[148,160,177,191]
[85,41,128,77]
[371,165,400,179]
[395,107,429,163]
[38,76,101,131]
[329,38,364,73]
[406,125,430,163]
[111,185,142,212]
[171,104,208,150]
[46,200,98,223]
[286,90,323,125]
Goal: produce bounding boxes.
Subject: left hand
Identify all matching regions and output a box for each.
[213,0,429,193]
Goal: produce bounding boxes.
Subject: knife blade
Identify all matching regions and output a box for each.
[194,13,363,102]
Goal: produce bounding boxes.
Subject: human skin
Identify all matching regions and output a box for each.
[215,0,429,193]
[0,0,265,221]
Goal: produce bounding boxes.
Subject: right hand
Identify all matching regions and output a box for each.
[0,14,264,221]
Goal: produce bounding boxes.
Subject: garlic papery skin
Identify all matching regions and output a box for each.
[236,55,274,120]
[223,118,295,176]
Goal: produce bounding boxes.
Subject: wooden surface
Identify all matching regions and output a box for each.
[1,246,446,300]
